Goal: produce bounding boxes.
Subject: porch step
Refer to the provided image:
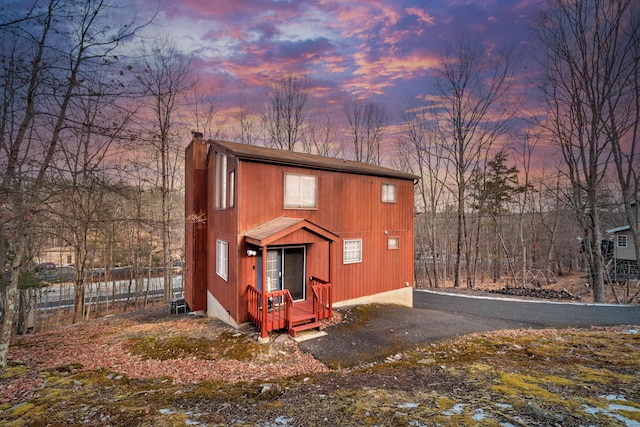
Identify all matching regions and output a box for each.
[289,320,321,338]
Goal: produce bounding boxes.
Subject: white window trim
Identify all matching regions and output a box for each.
[343,239,362,264]
[617,235,628,248]
[284,173,317,209]
[382,183,397,203]
[215,152,228,209]
[228,170,235,208]
[388,237,399,250]
[216,239,228,281]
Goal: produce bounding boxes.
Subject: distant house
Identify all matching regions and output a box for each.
[184,133,417,338]
[606,202,639,280]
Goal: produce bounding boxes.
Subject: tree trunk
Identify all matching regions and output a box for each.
[0,230,27,368]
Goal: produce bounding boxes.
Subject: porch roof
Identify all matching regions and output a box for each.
[245,216,338,247]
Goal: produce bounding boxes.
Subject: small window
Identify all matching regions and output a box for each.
[216,240,228,280]
[388,237,399,250]
[228,170,235,208]
[284,173,317,209]
[382,183,396,203]
[343,239,362,264]
[617,235,628,248]
[215,152,227,209]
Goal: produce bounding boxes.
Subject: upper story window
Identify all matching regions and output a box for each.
[228,170,235,208]
[617,235,628,248]
[215,152,227,209]
[382,183,396,203]
[284,173,317,209]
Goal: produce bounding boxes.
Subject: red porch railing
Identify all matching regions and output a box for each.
[247,278,332,339]
[247,285,293,338]
[310,276,332,321]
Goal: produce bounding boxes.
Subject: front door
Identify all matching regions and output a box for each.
[262,246,306,300]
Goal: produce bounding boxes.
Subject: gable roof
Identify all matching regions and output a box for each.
[607,225,631,234]
[245,216,338,247]
[207,139,419,181]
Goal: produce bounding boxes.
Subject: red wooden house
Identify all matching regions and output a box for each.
[184,132,417,339]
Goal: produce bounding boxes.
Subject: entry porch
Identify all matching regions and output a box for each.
[247,277,332,338]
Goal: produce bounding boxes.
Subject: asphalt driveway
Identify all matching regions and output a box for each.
[297,289,640,368]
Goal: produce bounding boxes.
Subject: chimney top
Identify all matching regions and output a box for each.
[191,131,203,140]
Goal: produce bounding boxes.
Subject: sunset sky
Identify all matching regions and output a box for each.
[144,0,544,130]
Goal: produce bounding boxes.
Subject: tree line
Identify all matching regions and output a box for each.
[1,0,639,369]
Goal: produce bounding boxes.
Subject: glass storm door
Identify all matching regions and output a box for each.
[260,247,305,300]
[265,249,281,292]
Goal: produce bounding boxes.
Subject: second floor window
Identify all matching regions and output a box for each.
[229,170,235,208]
[284,173,317,209]
[215,152,227,209]
[382,183,396,203]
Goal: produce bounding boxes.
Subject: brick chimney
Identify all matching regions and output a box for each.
[191,131,203,142]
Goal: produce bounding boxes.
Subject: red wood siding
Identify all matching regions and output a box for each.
[184,141,209,311]
[236,161,414,313]
[206,154,240,320]
[190,140,415,325]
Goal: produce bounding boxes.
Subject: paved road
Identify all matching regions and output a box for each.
[298,290,640,368]
[415,289,640,326]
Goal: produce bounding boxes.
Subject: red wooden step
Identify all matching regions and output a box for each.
[289,321,321,338]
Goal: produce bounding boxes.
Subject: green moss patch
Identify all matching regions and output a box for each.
[129,335,213,360]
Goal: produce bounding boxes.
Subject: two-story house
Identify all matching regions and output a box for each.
[184,132,417,338]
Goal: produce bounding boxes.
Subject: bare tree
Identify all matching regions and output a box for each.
[306,110,342,157]
[511,130,538,286]
[235,97,261,145]
[263,74,310,151]
[136,37,193,302]
[397,101,449,287]
[429,38,517,288]
[343,99,388,165]
[601,1,640,284]
[0,0,151,368]
[191,89,225,141]
[47,82,133,322]
[533,0,639,301]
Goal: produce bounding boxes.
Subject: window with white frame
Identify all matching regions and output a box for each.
[617,235,628,248]
[382,183,396,203]
[228,170,235,208]
[343,239,362,264]
[388,237,399,250]
[216,239,228,280]
[215,152,227,209]
[284,173,317,209]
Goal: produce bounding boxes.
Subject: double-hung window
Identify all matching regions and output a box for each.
[284,173,317,209]
[343,239,362,264]
[382,183,396,203]
[216,239,228,280]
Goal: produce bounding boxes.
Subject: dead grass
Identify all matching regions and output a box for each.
[1,305,639,426]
